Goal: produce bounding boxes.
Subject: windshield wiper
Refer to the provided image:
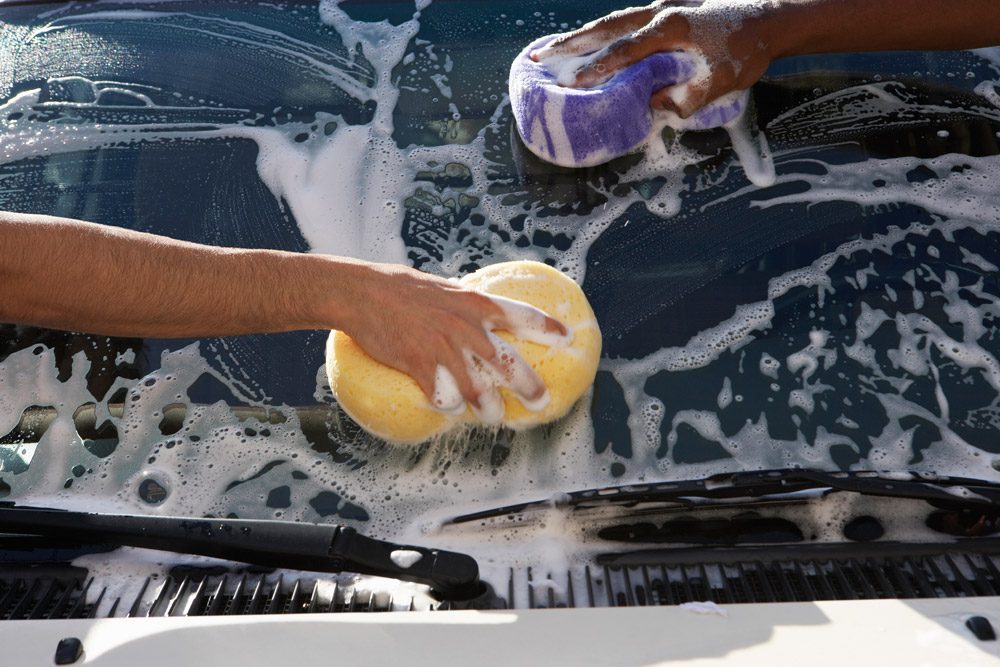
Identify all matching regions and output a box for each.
[446,468,1000,524]
[0,505,482,601]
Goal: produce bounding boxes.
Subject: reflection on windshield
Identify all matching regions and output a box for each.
[1,0,1000,589]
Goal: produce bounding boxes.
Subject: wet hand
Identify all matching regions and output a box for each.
[340,263,569,420]
[531,0,777,118]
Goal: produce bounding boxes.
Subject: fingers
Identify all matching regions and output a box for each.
[430,364,467,415]
[651,89,682,115]
[456,292,566,416]
[484,332,551,411]
[649,59,735,117]
[398,284,566,419]
[531,5,660,61]
[425,320,538,418]
[486,294,569,346]
[573,15,688,88]
[466,353,504,424]
[650,78,710,118]
[428,335,550,419]
[401,327,481,413]
[438,339,490,413]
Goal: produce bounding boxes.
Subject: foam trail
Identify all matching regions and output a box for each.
[32,11,376,100]
[0,5,999,609]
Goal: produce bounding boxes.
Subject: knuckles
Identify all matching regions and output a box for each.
[651,9,691,35]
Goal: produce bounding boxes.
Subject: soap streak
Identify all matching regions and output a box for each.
[0,2,997,609]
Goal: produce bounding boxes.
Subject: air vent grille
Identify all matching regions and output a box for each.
[0,576,100,620]
[4,548,1000,618]
[128,574,429,617]
[513,553,1000,609]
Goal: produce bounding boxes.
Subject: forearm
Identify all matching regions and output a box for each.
[761,0,1000,59]
[0,213,567,412]
[0,213,362,338]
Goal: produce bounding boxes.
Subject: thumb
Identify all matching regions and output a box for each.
[651,79,711,118]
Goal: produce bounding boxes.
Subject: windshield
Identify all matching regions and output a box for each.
[2,0,1000,577]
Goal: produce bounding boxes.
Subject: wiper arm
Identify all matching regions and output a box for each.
[0,505,482,601]
[447,468,1000,524]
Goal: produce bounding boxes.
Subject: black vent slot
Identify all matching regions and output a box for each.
[514,552,1000,609]
[126,573,433,617]
[0,575,103,620]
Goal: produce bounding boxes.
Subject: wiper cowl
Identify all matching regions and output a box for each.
[0,506,482,600]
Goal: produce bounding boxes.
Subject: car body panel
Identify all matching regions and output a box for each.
[6,599,1000,666]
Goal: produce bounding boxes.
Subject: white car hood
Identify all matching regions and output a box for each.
[6,597,1000,666]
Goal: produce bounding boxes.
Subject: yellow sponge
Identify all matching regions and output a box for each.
[325,260,602,443]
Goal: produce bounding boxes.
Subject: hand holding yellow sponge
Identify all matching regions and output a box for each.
[325,261,602,444]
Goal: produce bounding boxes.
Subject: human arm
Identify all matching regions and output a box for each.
[533,0,1000,117]
[0,212,566,408]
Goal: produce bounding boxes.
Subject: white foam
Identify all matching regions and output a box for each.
[542,50,600,88]
[787,330,835,380]
[389,548,423,568]
[724,111,776,187]
[679,600,728,617]
[759,353,780,379]
[716,377,732,409]
[2,4,1000,611]
[431,365,465,414]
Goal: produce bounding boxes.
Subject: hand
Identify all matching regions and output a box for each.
[531,0,778,118]
[337,262,569,419]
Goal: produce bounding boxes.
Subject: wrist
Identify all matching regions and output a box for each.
[305,254,367,332]
[309,254,403,337]
[747,0,808,62]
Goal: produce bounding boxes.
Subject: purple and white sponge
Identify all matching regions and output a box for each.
[509,35,748,168]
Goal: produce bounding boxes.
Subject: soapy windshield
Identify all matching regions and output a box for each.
[1,0,1000,559]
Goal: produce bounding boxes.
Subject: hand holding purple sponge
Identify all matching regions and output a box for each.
[509,35,748,168]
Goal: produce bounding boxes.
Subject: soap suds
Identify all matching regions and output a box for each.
[0,3,998,610]
[389,549,423,568]
[679,601,728,617]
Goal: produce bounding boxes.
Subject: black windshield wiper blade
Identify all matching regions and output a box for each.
[0,505,481,600]
[446,468,1000,524]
